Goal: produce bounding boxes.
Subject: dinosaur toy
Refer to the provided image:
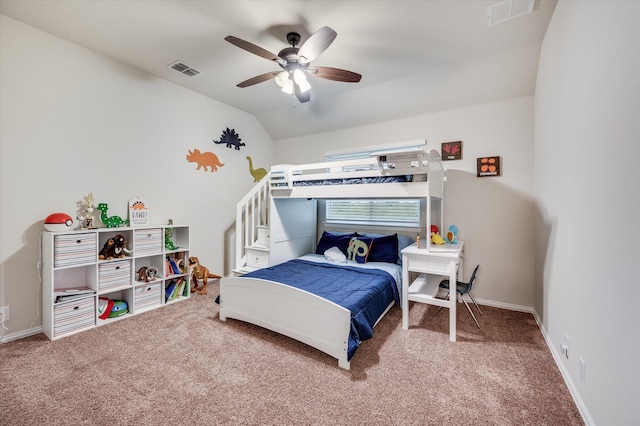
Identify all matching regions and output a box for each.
[96,203,129,228]
[186,149,224,172]
[213,128,245,150]
[165,228,177,250]
[246,156,267,182]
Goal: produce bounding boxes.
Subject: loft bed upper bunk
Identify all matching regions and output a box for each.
[221,143,448,370]
[268,145,445,201]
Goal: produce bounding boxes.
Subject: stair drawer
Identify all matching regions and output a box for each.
[246,247,269,269]
[54,233,97,267]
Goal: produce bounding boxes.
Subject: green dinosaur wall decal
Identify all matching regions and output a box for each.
[246,156,267,182]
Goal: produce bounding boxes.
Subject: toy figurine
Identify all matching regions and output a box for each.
[165,227,177,250]
[446,225,459,244]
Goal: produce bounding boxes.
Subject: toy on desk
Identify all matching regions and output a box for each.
[431,232,446,245]
[188,256,221,295]
[446,225,459,244]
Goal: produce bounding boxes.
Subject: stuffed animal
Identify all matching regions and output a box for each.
[188,256,221,295]
[99,238,116,260]
[431,232,446,245]
[446,225,459,244]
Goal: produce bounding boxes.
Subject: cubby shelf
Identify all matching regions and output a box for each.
[41,225,190,340]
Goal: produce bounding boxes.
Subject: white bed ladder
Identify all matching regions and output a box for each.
[234,174,271,274]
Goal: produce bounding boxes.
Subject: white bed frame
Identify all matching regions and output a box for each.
[221,144,445,369]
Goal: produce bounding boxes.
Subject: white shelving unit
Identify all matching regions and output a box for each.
[41,225,190,340]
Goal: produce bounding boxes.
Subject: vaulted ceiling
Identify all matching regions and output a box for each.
[0,0,556,140]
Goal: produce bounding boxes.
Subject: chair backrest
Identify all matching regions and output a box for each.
[466,264,480,290]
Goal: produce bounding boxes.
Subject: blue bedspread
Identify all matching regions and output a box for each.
[242,259,399,360]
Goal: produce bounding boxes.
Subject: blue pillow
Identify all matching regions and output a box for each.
[347,236,373,264]
[357,232,414,264]
[367,233,399,264]
[316,231,356,255]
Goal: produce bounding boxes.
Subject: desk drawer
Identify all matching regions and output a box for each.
[54,233,97,267]
[405,254,453,275]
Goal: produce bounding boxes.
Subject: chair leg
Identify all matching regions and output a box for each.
[433,293,450,317]
[468,293,484,316]
[461,295,481,328]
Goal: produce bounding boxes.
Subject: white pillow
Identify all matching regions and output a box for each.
[324,246,347,263]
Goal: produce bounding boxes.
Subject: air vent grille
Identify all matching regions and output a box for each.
[487,0,535,26]
[168,61,201,77]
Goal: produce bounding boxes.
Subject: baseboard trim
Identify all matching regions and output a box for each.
[0,326,43,344]
[532,311,594,426]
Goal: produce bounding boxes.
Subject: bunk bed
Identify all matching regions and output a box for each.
[219,145,446,369]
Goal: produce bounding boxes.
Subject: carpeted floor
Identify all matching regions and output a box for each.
[0,282,583,425]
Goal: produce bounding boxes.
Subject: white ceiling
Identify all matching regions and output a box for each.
[0,0,556,140]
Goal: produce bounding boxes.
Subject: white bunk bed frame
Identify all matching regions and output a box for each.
[221,145,445,369]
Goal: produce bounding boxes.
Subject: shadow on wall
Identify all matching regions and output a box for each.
[533,201,554,325]
[2,220,47,335]
[444,169,540,309]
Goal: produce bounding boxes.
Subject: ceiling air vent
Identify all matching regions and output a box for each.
[487,0,535,26]
[168,61,201,77]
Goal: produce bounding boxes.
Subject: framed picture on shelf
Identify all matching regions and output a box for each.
[441,141,462,161]
[477,156,501,177]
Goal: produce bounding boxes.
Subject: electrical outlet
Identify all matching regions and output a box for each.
[579,357,586,385]
[0,306,9,321]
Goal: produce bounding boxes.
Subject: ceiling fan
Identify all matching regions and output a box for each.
[225,26,362,103]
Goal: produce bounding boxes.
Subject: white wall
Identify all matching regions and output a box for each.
[0,16,274,339]
[274,96,536,310]
[534,1,640,425]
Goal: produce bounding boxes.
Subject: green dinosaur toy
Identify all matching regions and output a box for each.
[96,203,129,228]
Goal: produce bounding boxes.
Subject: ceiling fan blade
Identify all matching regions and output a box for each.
[225,36,283,64]
[311,66,362,83]
[236,72,278,88]
[298,26,337,64]
[294,82,311,103]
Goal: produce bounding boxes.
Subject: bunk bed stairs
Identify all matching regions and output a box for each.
[233,174,271,275]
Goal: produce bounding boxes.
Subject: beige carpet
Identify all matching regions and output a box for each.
[0,282,583,425]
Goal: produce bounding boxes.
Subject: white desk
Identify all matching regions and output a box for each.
[401,241,464,341]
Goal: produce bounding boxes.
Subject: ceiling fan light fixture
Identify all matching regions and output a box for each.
[275,70,289,87]
[281,78,294,94]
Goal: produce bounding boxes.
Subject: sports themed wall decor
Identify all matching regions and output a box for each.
[477,156,501,177]
[213,128,245,150]
[441,141,462,160]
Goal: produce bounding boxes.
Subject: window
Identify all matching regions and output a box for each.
[324,148,421,227]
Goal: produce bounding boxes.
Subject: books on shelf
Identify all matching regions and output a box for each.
[165,277,186,302]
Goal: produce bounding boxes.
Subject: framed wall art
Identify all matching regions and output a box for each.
[441,141,462,161]
[477,156,501,177]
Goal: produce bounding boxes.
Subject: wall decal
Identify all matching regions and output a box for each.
[213,127,245,150]
[187,148,224,172]
[477,156,501,177]
[442,141,462,160]
[246,156,267,182]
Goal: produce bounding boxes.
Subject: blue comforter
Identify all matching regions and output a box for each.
[242,259,399,360]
